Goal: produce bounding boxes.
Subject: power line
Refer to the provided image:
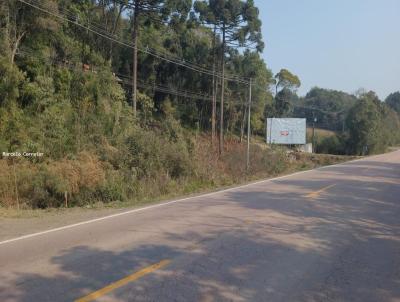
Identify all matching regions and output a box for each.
[16,49,258,108]
[115,72,212,97]
[16,47,217,102]
[292,105,346,115]
[118,74,213,101]
[15,50,213,102]
[17,0,250,85]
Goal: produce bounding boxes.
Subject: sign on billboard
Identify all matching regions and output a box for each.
[266,118,306,145]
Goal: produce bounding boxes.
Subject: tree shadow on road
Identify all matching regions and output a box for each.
[0,232,333,302]
[1,159,400,302]
[220,165,400,301]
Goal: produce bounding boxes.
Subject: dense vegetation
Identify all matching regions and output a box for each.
[0,0,399,209]
[264,70,400,155]
[288,88,400,155]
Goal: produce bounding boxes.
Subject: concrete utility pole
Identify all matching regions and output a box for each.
[246,78,252,172]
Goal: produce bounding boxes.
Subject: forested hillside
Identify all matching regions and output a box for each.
[0,0,273,136]
[0,0,287,209]
[0,0,399,209]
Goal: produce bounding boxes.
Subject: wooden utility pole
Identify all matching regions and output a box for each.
[211,25,217,144]
[246,78,252,171]
[64,191,68,208]
[219,24,226,155]
[132,1,139,117]
[12,158,19,210]
[312,113,317,153]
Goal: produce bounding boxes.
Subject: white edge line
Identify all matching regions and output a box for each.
[0,152,391,246]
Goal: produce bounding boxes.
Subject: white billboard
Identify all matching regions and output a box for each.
[266,118,306,145]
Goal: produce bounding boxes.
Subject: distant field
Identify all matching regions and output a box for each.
[307,128,336,142]
[307,128,336,137]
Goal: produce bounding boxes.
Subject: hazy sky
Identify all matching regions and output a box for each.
[254,0,400,99]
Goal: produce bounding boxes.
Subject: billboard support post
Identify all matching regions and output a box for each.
[269,117,273,144]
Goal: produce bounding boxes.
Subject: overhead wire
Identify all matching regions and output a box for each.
[14,49,213,101]
[16,49,256,107]
[18,0,251,85]
[292,105,347,115]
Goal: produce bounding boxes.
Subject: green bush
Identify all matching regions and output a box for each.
[0,56,25,106]
[317,135,345,155]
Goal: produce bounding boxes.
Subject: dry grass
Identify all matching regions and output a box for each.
[0,160,17,208]
[0,152,105,209]
[48,152,105,194]
[0,133,355,212]
[307,127,336,141]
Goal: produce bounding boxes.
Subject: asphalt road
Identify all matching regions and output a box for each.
[1,151,400,302]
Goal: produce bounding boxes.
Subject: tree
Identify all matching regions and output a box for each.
[271,69,300,117]
[346,91,384,155]
[274,68,300,95]
[0,56,25,106]
[274,88,297,117]
[96,0,129,64]
[126,0,191,117]
[193,2,219,143]
[385,92,400,114]
[381,103,400,147]
[194,0,264,154]
[292,87,357,131]
[230,49,273,137]
[131,0,162,117]
[1,0,59,63]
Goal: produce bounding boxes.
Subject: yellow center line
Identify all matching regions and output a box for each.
[75,259,171,302]
[305,184,336,199]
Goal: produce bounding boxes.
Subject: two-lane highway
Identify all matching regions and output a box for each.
[1,151,400,302]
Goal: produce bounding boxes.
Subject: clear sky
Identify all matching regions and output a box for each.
[254,0,400,100]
